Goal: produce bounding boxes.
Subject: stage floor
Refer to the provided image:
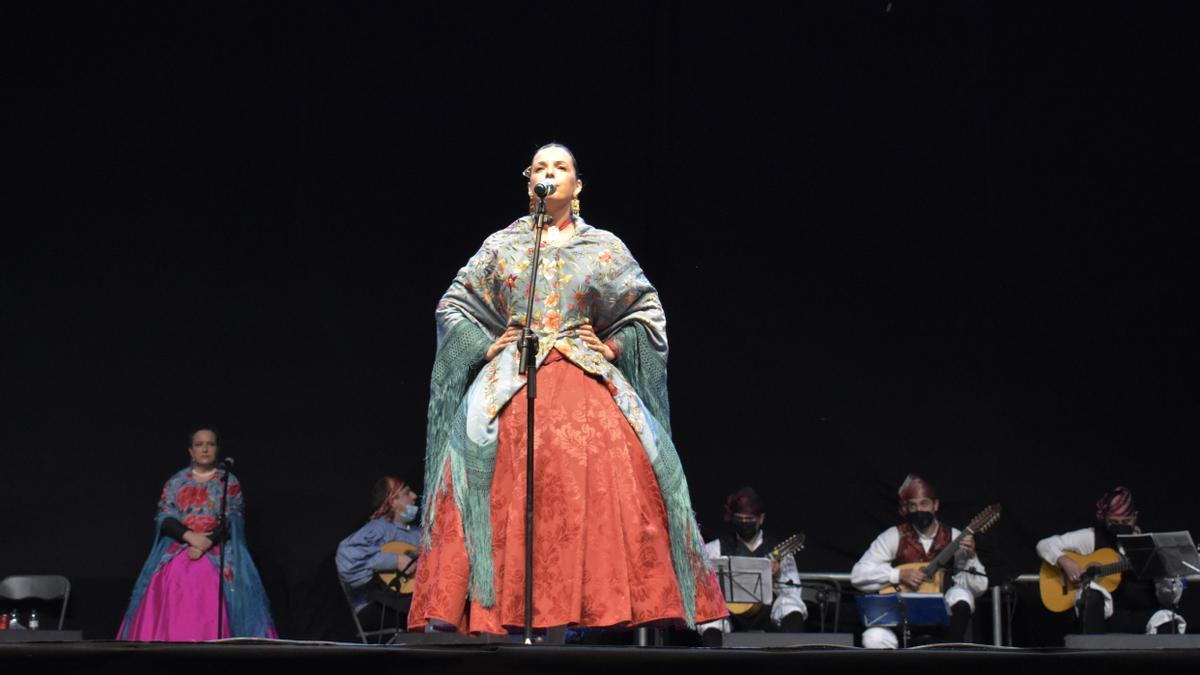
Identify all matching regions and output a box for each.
[4,640,1200,675]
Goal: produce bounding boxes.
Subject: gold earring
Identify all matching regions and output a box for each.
[571,197,581,217]
[529,197,536,214]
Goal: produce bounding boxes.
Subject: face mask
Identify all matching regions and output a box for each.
[733,520,760,542]
[1107,522,1134,536]
[906,511,935,530]
[397,503,419,524]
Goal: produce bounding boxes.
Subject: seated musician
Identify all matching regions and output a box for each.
[1036,486,1185,634]
[850,474,987,649]
[699,487,807,646]
[336,476,422,633]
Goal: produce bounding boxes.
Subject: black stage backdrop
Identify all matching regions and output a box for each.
[3,2,1197,643]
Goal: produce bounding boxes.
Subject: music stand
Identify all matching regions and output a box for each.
[1118,531,1198,633]
[856,593,949,648]
[1118,531,1200,579]
[712,556,772,606]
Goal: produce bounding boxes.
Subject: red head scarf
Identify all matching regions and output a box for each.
[371,476,409,519]
[1096,486,1136,521]
[724,486,765,521]
[897,474,938,515]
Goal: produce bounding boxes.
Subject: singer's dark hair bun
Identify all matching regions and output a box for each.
[188,426,220,446]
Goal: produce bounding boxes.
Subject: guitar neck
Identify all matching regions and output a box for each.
[763,535,802,563]
[922,528,969,575]
[1088,559,1132,579]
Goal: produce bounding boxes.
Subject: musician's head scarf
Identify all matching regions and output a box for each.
[371,476,409,519]
[897,474,938,515]
[724,486,765,520]
[1096,486,1136,521]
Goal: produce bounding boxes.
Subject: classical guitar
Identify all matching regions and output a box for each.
[376,540,419,594]
[1039,548,1130,613]
[880,503,1001,595]
[725,533,806,616]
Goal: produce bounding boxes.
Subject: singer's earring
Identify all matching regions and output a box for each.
[571,197,581,218]
[529,197,537,215]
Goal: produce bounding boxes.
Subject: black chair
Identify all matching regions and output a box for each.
[338,576,399,644]
[0,575,71,630]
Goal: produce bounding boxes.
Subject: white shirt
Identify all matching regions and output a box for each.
[1036,526,1099,565]
[851,524,988,599]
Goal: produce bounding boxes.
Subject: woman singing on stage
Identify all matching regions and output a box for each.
[118,427,276,640]
[408,143,726,635]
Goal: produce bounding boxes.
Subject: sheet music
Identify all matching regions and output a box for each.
[711,555,773,605]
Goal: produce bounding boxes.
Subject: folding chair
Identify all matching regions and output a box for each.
[0,575,71,630]
[338,576,399,644]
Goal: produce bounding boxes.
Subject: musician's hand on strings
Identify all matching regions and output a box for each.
[899,568,927,589]
[396,553,416,575]
[486,327,521,361]
[1057,555,1085,584]
[959,534,977,558]
[577,319,615,361]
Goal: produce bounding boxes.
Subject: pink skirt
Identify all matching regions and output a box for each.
[120,543,232,641]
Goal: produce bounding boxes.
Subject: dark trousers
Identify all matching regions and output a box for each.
[1079,589,1161,634]
[727,603,807,632]
[886,600,972,646]
[702,607,807,646]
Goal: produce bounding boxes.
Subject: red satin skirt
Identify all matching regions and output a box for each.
[408,350,726,634]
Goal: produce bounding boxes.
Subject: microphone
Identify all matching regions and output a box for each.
[533,181,557,198]
[218,457,236,471]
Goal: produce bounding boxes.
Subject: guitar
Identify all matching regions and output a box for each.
[375,540,419,594]
[1039,548,1130,613]
[880,503,1001,595]
[725,533,806,616]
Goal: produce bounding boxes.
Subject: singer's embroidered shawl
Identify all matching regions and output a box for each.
[422,215,711,625]
[119,468,275,638]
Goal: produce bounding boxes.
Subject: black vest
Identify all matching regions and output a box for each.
[718,531,779,559]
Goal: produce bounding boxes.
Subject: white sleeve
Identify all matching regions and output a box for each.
[851,528,901,592]
[704,538,722,559]
[771,551,808,623]
[700,538,732,633]
[1036,527,1096,566]
[949,527,989,598]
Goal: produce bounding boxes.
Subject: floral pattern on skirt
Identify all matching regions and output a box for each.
[409,351,726,634]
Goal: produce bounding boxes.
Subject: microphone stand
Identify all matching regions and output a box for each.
[520,195,549,644]
[216,465,232,639]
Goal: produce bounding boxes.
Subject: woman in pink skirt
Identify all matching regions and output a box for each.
[118,428,275,640]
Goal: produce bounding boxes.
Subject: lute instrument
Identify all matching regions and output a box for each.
[880,503,1001,595]
[376,540,419,594]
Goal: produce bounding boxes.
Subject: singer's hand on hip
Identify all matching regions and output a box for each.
[486,327,521,361]
[577,320,615,361]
